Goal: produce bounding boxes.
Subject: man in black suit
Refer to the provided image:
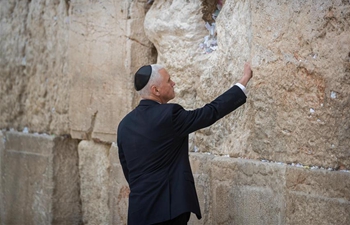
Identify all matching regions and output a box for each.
[117,63,253,225]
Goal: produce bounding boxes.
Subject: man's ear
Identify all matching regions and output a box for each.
[151,85,160,96]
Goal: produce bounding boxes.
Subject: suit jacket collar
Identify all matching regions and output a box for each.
[138,99,161,106]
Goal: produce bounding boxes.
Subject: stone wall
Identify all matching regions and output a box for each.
[0,0,349,225]
[145,0,350,169]
[0,131,81,225]
[189,153,350,225]
[78,140,111,225]
[68,0,156,143]
[0,0,71,135]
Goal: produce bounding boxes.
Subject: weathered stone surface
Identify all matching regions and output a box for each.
[52,135,82,225]
[286,166,350,200]
[210,157,286,225]
[145,0,350,169]
[0,131,81,225]
[0,131,5,225]
[109,143,129,225]
[0,0,71,135]
[286,167,350,225]
[189,153,350,225]
[78,140,111,225]
[286,192,350,225]
[68,0,156,143]
[248,0,350,169]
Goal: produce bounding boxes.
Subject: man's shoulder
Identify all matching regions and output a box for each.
[117,110,135,129]
[164,102,182,108]
[145,102,183,110]
[119,103,183,123]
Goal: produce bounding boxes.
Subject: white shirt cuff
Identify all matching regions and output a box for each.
[234,83,247,95]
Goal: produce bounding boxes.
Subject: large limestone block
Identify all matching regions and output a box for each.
[144,0,350,169]
[109,143,129,225]
[68,0,156,143]
[210,157,286,225]
[286,167,350,225]
[286,193,350,225]
[0,131,81,225]
[78,140,111,225]
[248,0,350,169]
[0,0,71,134]
[189,153,350,225]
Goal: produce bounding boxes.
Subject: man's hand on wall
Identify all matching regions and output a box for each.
[239,62,253,87]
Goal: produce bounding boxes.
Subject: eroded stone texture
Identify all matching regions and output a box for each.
[286,193,350,225]
[248,0,350,169]
[68,0,156,143]
[109,143,129,225]
[189,153,350,225]
[144,0,350,169]
[52,135,82,225]
[210,157,286,225]
[0,131,5,225]
[0,0,71,135]
[78,140,111,225]
[286,167,350,225]
[0,131,81,225]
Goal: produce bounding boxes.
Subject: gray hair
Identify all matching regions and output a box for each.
[137,64,164,97]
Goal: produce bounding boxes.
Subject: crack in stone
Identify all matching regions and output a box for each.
[86,111,98,140]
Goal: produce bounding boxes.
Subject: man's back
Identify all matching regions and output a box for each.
[118,100,201,224]
[117,85,247,224]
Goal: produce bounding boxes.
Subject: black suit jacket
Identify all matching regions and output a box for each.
[117,85,247,225]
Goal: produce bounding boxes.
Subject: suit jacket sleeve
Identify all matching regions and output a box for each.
[172,85,246,137]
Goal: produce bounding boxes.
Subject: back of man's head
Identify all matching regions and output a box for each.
[136,64,164,98]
